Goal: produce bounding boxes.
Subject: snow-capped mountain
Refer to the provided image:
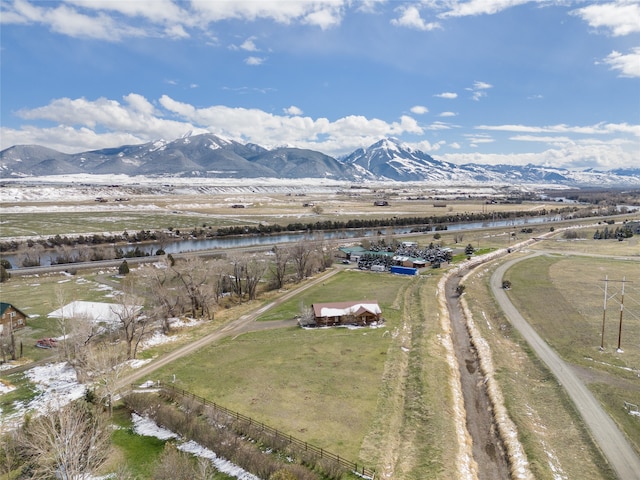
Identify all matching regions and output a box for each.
[341,138,482,182]
[1,134,638,186]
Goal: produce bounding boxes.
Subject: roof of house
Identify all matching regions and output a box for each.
[0,302,28,318]
[312,301,381,318]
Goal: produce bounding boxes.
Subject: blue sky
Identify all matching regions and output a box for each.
[1,0,639,170]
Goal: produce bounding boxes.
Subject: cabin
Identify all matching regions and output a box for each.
[311,301,382,327]
[0,302,28,334]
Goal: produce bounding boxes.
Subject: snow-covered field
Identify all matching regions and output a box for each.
[48,301,143,328]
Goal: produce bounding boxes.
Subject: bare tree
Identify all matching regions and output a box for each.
[65,313,99,370]
[228,254,246,298]
[208,259,231,302]
[244,256,267,300]
[172,258,215,319]
[18,400,111,480]
[0,321,16,362]
[82,341,128,416]
[113,279,147,360]
[0,428,21,479]
[53,285,73,361]
[18,243,44,267]
[291,240,313,282]
[311,232,333,273]
[269,246,290,290]
[136,261,180,333]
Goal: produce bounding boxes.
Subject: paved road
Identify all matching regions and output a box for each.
[115,267,341,391]
[491,252,640,480]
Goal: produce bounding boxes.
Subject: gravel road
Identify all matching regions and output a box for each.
[491,252,640,480]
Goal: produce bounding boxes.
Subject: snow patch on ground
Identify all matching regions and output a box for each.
[1,362,87,426]
[0,380,16,394]
[131,413,260,480]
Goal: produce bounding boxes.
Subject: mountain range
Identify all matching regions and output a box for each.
[1,133,638,186]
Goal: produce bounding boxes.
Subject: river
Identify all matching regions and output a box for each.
[4,214,562,268]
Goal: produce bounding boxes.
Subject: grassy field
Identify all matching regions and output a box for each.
[146,269,459,478]
[0,269,125,363]
[463,254,619,480]
[461,228,640,480]
[504,251,640,455]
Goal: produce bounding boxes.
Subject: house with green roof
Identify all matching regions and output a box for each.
[0,302,28,334]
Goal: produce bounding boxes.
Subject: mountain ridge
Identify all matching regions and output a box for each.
[1,134,638,186]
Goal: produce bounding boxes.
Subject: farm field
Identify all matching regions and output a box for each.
[0,181,588,239]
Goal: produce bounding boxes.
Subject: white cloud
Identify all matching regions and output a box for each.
[465,133,495,146]
[302,5,344,29]
[438,0,535,18]
[410,105,429,114]
[476,122,640,137]
[467,81,493,101]
[284,105,304,116]
[572,1,640,36]
[241,36,259,51]
[441,140,638,170]
[391,5,441,30]
[3,93,428,157]
[244,56,265,66]
[426,121,454,130]
[0,0,348,41]
[434,92,458,99]
[1,0,148,41]
[600,48,640,77]
[191,0,346,29]
[230,36,260,52]
[439,111,457,117]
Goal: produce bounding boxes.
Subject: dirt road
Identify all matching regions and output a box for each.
[491,253,640,480]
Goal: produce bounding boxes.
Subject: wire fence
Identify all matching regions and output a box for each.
[157,383,376,479]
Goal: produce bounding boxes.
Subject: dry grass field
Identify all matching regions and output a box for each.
[462,229,639,480]
[1,182,582,239]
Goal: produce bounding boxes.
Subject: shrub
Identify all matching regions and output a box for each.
[119,260,130,275]
[0,265,10,283]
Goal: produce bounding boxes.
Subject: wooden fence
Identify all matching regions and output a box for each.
[156,383,376,479]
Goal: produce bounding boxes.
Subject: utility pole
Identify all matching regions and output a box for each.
[600,275,608,351]
[617,276,626,353]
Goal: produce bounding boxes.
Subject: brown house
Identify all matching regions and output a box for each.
[0,302,28,334]
[311,301,382,326]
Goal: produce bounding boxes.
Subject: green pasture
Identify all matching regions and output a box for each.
[257,269,409,322]
[505,253,640,457]
[148,270,412,461]
[152,326,391,462]
[144,268,458,478]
